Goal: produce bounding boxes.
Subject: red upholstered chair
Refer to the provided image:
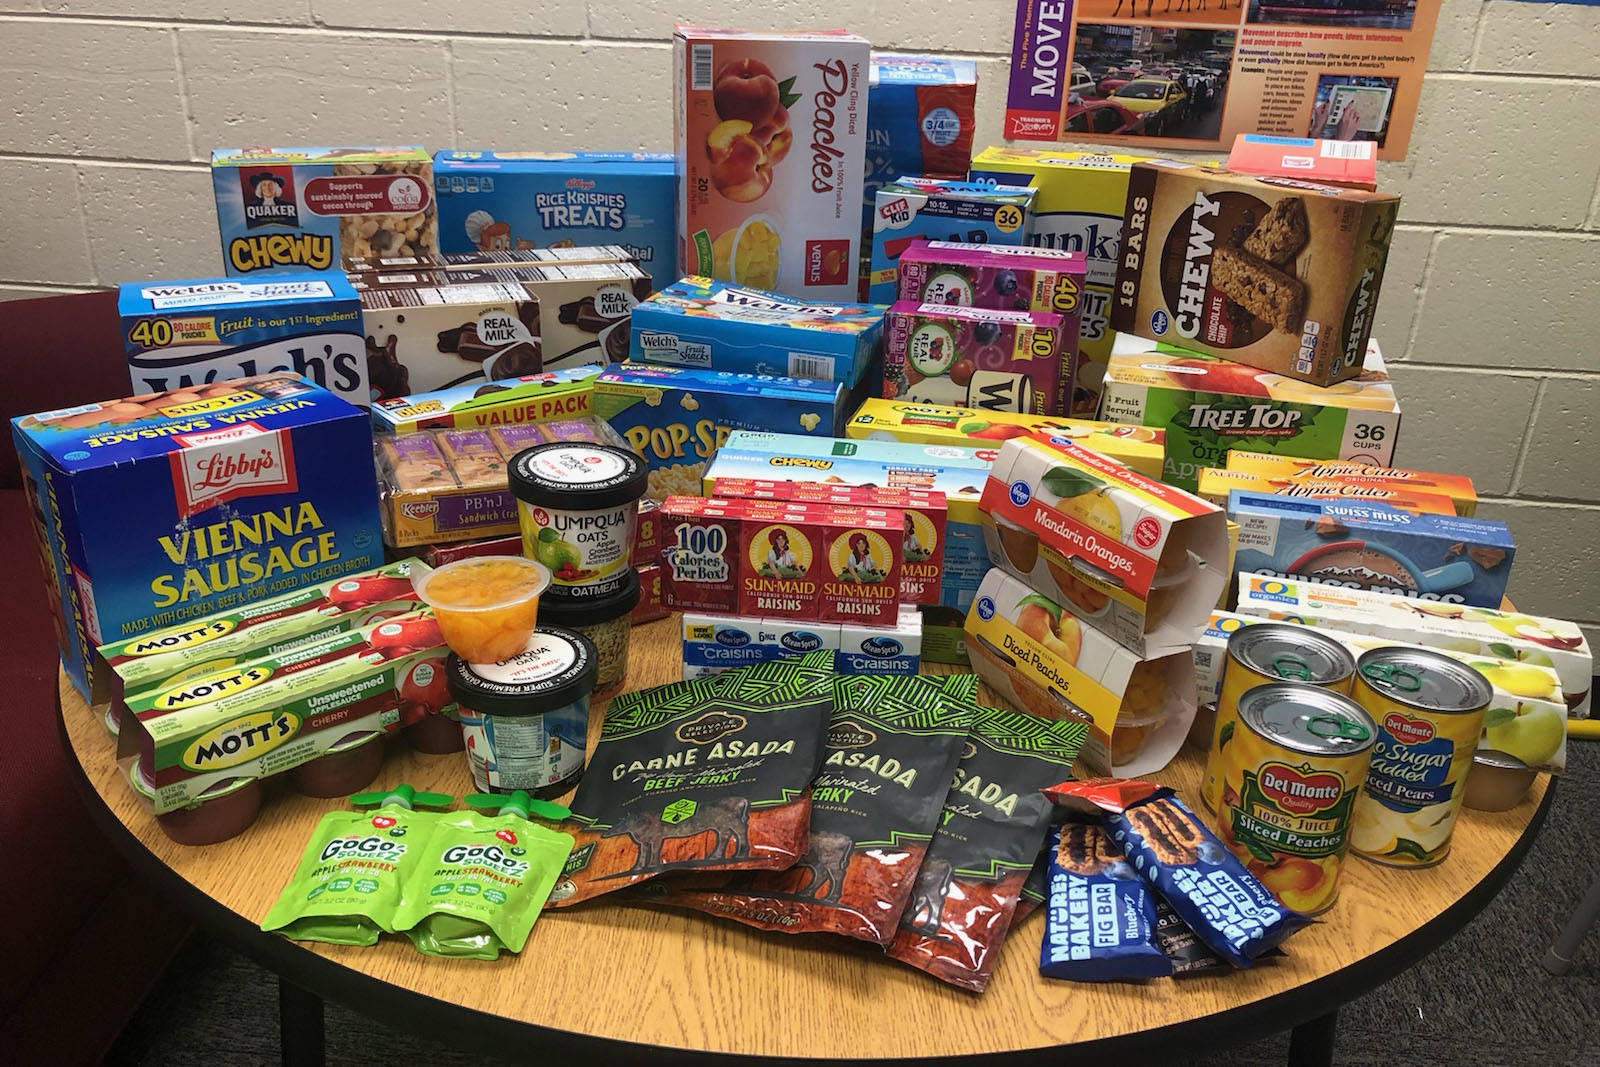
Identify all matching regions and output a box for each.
[0,292,190,1064]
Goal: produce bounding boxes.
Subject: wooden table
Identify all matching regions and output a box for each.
[58,618,1554,1066]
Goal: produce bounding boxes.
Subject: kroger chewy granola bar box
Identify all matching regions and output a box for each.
[13,375,383,701]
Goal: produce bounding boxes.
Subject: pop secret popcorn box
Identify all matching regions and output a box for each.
[675,27,869,299]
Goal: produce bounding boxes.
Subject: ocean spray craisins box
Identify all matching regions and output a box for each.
[883,301,1070,415]
[210,147,435,276]
[675,27,869,300]
[13,375,383,701]
[866,178,1032,303]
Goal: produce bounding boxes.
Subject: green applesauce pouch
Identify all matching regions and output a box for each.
[261,784,454,946]
[395,791,575,960]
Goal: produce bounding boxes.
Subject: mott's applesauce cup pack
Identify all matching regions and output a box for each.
[627,276,885,387]
[370,366,600,434]
[846,397,1165,480]
[883,302,1070,416]
[12,375,383,701]
[432,151,677,274]
[675,28,869,300]
[1098,335,1401,492]
[980,433,1227,658]
[1224,450,1478,517]
[867,178,1034,303]
[1197,468,1459,517]
[964,570,1198,776]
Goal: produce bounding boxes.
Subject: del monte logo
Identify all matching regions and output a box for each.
[1383,712,1436,746]
[1257,762,1344,816]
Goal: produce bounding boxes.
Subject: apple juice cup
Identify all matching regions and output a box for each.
[413,556,551,665]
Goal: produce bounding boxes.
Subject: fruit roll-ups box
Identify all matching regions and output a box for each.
[846,397,1165,479]
[1223,450,1478,517]
[883,302,1072,416]
[980,433,1227,658]
[701,477,947,605]
[345,246,640,272]
[1097,335,1401,492]
[964,570,1196,776]
[370,366,600,433]
[629,276,885,388]
[376,431,516,547]
[593,363,847,501]
[1230,492,1514,609]
[1197,468,1458,517]
[867,178,1034,303]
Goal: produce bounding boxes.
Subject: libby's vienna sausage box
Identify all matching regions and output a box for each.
[12,375,384,701]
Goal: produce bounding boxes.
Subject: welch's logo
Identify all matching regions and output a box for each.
[859,636,903,658]
[715,628,751,648]
[780,631,823,653]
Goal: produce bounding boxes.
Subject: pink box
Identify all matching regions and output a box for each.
[883,301,1070,416]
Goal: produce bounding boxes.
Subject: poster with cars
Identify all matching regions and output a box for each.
[1005,0,1442,159]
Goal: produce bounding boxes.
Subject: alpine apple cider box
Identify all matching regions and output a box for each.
[675,27,869,300]
[979,432,1226,657]
[1196,468,1459,517]
[1224,450,1478,517]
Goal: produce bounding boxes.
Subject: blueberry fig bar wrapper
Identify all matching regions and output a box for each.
[886,706,1087,993]
[1039,821,1172,982]
[637,673,979,945]
[1044,779,1310,968]
[549,651,836,907]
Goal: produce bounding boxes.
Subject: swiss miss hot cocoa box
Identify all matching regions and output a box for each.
[1111,161,1400,386]
[660,496,901,624]
[12,374,383,701]
[675,27,869,300]
[979,432,1226,657]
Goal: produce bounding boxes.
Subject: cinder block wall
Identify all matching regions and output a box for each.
[2,2,1597,642]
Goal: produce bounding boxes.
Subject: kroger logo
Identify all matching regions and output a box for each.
[1150,310,1170,335]
[715,628,751,648]
[1008,480,1032,507]
[780,631,823,653]
[976,596,996,621]
[859,636,903,658]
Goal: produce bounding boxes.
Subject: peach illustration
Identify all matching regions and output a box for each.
[707,120,773,203]
[714,59,780,126]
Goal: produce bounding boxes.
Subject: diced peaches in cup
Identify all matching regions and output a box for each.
[412,556,551,664]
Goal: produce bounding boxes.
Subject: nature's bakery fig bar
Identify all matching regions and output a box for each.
[1111,161,1399,386]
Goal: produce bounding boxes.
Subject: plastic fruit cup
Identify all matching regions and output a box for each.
[413,556,551,664]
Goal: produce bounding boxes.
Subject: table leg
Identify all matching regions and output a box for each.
[1542,868,1600,975]
[278,976,326,1067]
[1287,1009,1336,1067]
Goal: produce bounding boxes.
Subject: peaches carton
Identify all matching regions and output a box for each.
[965,569,1196,776]
[1196,468,1459,517]
[980,433,1227,657]
[883,301,1071,415]
[845,397,1165,479]
[1224,450,1478,517]
[675,27,869,300]
[1234,574,1592,718]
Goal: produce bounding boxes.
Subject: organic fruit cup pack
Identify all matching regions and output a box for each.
[549,651,836,907]
[261,785,454,946]
[887,706,1087,992]
[394,791,575,960]
[638,672,978,945]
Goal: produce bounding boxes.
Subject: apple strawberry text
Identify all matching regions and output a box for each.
[809,59,852,194]
[1175,192,1221,340]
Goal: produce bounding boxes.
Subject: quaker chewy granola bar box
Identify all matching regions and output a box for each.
[13,374,383,701]
[211,147,436,276]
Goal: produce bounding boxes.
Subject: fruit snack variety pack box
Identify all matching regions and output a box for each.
[1110,160,1401,386]
[370,366,601,434]
[882,301,1069,415]
[675,27,870,300]
[433,151,677,276]
[211,147,436,276]
[118,273,368,409]
[628,275,885,388]
[1098,334,1401,492]
[12,374,384,701]
[866,177,1034,303]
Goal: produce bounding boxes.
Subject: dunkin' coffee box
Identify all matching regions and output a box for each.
[211,147,436,276]
[1111,161,1400,386]
[12,375,383,700]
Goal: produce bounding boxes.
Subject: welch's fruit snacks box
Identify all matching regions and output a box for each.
[13,374,383,701]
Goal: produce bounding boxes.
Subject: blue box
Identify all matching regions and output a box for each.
[433,151,677,276]
[628,276,885,388]
[118,274,367,407]
[866,177,1035,303]
[13,375,384,699]
[1230,492,1515,609]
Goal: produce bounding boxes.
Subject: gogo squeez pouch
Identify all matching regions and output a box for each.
[261,785,453,946]
[394,791,575,960]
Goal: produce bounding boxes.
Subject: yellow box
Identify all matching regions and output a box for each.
[1223,450,1478,517]
[1197,468,1459,517]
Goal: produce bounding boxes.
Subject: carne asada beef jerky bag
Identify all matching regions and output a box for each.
[548,651,835,907]
[640,672,978,944]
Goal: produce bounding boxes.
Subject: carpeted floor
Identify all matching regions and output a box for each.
[106,744,1599,1067]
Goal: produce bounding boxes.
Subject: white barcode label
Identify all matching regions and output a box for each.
[787,353,836,381]
[691,45,714,91]
[1321,140,1374,160]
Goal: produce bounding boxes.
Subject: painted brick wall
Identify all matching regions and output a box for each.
[2,1,1597,642]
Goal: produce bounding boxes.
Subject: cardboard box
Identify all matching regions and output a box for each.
[1227,134,1378,191]
[866,178,1033,303]
[682,604,922,678]
[628,275,885,387]
[964,569,1196,776]
[211,147,435,276]
[1231,492,1514,609]
[13,375,384,700]
[346,246,638,272]
[1224,450,1477,516]
[1097,335,1401,491]
[370,367,600,434]
[979,433,1227,657]
[1196,468,1458,516]
[896,241,1087,317]
[119,274,367,408]
[883,301,1069,415]
[633,563,668,624]
[1111,161,1401,385]
[676,27,869,299]
[433,151,677,275]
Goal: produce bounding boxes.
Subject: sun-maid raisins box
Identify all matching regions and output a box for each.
[13,375,383,701]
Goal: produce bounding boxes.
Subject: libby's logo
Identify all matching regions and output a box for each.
[809,59,851,195]
[1258,762,1344,816]
[1384,712,1436,746]
[168,425,298,518]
